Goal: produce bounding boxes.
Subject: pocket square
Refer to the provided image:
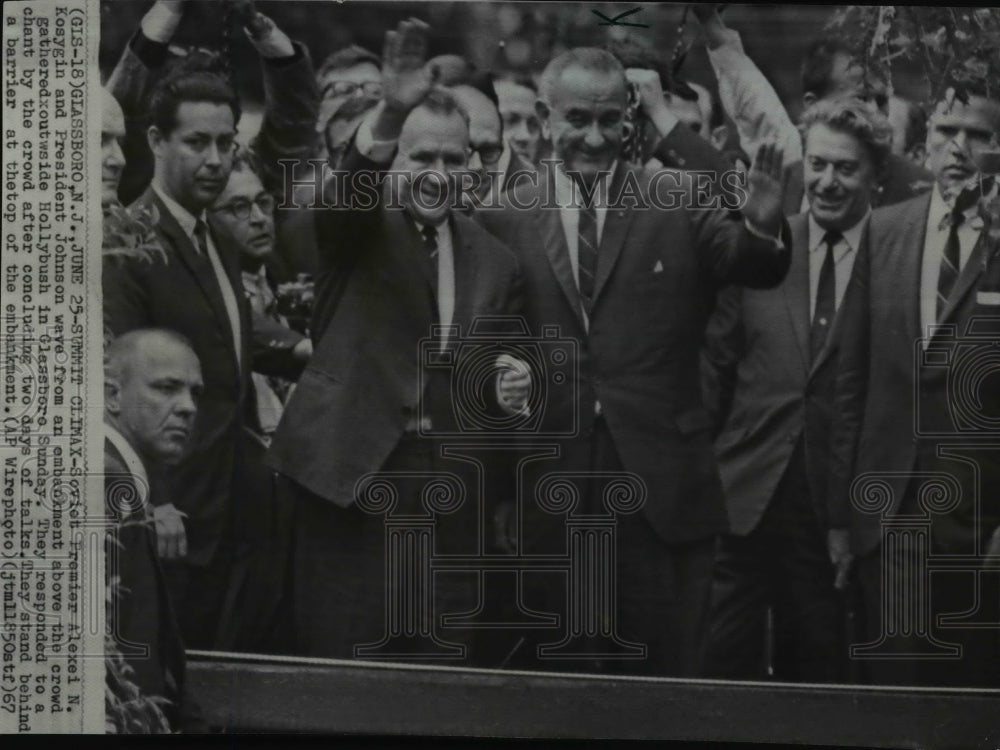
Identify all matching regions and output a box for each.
[977,290,1000,306]
[652,260,664,274]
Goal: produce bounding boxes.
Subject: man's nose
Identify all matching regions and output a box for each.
[949,129,970,153]
[815,165,838,190]
[175,390,197,417]
[249,202,269,225]
[106,140,125,168]
[511,122,531,143]
[584,122,605,149]
[204,142,223,167]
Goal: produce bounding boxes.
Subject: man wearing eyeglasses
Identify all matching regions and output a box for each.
[315,45,383,161]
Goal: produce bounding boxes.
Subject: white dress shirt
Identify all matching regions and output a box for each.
[152,182,243,368]
[919,186,981,341]
[807,212,867,319]
[414,218,456,351]
[105,422,151,515]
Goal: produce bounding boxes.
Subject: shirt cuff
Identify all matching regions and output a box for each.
[744,218,784,249]
[355,102,399,164]
[140,2,183,44]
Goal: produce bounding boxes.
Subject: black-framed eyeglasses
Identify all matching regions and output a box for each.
[211,193,275,221]
[322,80,383,100]
[471,142,504,165]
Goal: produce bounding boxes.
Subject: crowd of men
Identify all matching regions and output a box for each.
[100,2,1000,729]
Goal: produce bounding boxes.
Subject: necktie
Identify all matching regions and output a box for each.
[577,202,599,312]
[936,210,964,320]
[810,230,841,362]
[420,223,438,293]
[195,219,242,368]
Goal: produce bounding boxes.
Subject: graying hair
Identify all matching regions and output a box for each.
[538,47,626,104]
[801,96,894,172]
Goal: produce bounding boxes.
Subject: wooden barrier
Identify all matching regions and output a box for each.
[187,651,1000,746]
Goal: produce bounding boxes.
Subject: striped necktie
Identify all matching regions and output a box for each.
[578,201,599,312]
[936,210,964,320]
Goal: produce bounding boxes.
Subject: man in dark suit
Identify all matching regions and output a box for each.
[104,329,202,731]
[477,47,790,677]
[103,68,255,648]
[829,87,1000,687]
[266,19,525,662]
[700,98,893,682]
[781,39,935,215]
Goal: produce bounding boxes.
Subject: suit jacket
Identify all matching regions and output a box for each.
[266,148,524,507]
[105,438,185,727]
[705,212,868,535]
[478,159,791,545]
[782,151,934,217]
[828,191,1000,556]
[104,188,252,566]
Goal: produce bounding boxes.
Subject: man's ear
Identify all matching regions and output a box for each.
[105,378,122,416]
[147,125,165,159]
[711,124,730,151]
[907,143,927,167]
[535,100,551,140]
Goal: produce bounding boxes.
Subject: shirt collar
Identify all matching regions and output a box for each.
[105,422,150,505]
[930,183,980,230]
[553,161,617,208]
[413,216,452,246]
[152,181,204,242]
[808,211,868,258]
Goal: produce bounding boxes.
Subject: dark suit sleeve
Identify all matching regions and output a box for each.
[827,238,872,530]
[689,196,791,289]
[252,41,319,198]
[700,284,745,437]
[250,310,307,379]
[103,256,153,337]
[651,124,733,180]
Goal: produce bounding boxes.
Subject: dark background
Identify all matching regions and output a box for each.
[99,2,930,122]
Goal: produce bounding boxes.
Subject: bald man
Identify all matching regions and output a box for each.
[102,89,127,208]
[105,328,203,730]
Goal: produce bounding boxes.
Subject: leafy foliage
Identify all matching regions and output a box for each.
[102,202,166,265]
[825,6,1000,106]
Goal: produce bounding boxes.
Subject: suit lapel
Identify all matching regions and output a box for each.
[784,213,811,371]
[591,163,634,311]
[900,193,932,341]
[939,226,990,324]
[533,174,586,331]
[146,190,239,366]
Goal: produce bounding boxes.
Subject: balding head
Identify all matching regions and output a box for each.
[450,84,503,168]
[105,329,203,465]
[102,89,126,207]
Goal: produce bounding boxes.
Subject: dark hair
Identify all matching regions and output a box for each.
[903,100,927,154]
[801,38,853,101]
[801,96,893,173]
[147,69,240,137]
[427,54,499,109]
[317,45,381,81]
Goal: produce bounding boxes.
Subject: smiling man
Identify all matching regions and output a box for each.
[701,97,889,682]
[103,67,252,649]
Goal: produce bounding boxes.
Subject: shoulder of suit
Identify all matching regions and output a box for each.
[454,210,519,270]
[104,439,129,476]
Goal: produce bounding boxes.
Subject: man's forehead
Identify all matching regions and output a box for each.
[497,82,536,111]
[805,122,865,159]
[217,169,265,202]
[102,92,125,133]
[399,109,469,151]
[551,66,626,105]
[173,101,236,133]
[931,95,1000,129]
